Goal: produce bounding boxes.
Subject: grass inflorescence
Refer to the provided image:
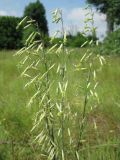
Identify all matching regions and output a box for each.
[0,7,120,160]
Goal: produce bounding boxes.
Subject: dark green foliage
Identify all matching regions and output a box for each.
[23,23,49,47]
[0,0,48,49]
[87,0,108,13]
[87,0,120,18]
[51,32,98,48]
[87,34,98,43]
[0,16,23,49]
[67,32,98,47]
[102,29,120,55]
[23,0,48,36]
[22,23,37,45]
[87,0,120,16]
[67,32,88,47]
[50,37,63,46]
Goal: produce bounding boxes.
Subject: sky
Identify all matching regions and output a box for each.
[0,0,107,39]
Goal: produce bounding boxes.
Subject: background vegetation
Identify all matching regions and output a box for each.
[102,28,120,55]
[0,16,23,49]
[0,49,120,159]
[0,0,120,159]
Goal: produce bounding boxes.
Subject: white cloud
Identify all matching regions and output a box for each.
[50,7,107,40]
[0,10,8,16]
[64,7,107,39]
[49,7,107,40]
[66,8,106,21]
[0,10,18,16]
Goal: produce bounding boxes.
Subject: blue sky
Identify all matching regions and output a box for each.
[0,0,86,16]
[0,0,107,39]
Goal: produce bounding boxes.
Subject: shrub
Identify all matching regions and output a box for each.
[0,16,23,49]
[102,28,120,55]
[22,24,36,45]
[67,32,88,47]
[49,31,98,48]
[50,37,62,46]
[67,32,98,48]
[87,34,98,43]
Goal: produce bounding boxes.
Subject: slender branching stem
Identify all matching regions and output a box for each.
[37,22,56,159]
[77,65,92,150]
[42,43,56,160]
[60,10,66,157]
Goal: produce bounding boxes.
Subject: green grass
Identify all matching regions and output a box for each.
[0,49,120,159]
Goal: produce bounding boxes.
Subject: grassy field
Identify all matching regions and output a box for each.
[0,49,120,159]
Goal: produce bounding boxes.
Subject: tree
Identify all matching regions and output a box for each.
[87,0,120,33]
[0,16,23,49]
[24,0,48,36]
[103,28,120,55]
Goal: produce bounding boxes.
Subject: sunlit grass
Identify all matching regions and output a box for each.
[0,49,120,159]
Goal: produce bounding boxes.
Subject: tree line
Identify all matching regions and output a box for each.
[0,0,120,49]
[0,0,48,49]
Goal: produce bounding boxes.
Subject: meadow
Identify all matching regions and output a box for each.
[0,49,120,159]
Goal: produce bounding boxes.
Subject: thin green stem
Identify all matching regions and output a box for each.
[77,65,91,151]
[42,47,56,160]
[60,11,65,157]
